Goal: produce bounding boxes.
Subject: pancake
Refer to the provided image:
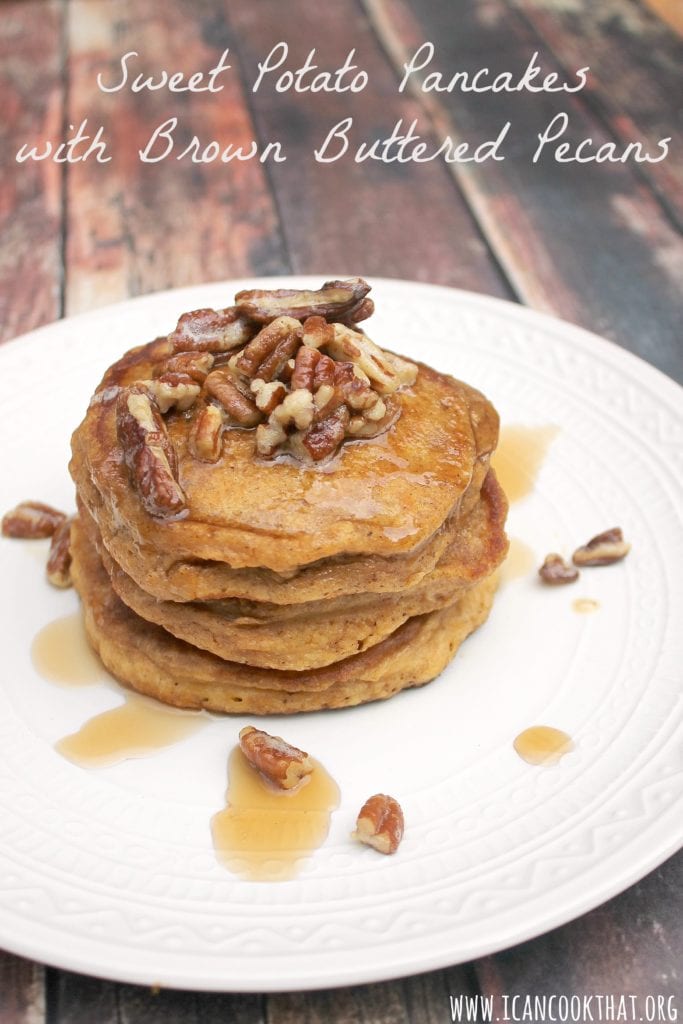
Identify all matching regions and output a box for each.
[85,470,508,670]
[70,339,498,600]
[70,514,499,715]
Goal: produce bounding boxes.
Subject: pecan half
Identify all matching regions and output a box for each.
[539,553,579,585]
[235,277,371,324]
[299,405,350,462]
[2,501,66,539]
[116,391,185,518]
[189,403,224,462]
[572,528,631,567]
[234,316,302,381]
[169,307,253,353]
[155,351,215,383]
[326,324,417,394]
[205,369,262,426]
[353,794,404,855]
[301,315,335,351]
[46,517,73,588]
[239,726,314,791]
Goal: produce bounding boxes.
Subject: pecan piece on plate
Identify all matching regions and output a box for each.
[239,726,314,791]
[235,277,371,324]
[2,501,67,539]
[116,390,186,518]
[572,528,631,567]
[353,794,404,854]
[46,516,73,588]
[205,369,262,427]
[189,403,224,463]
[538,553,579,585]
[169,307,254,353]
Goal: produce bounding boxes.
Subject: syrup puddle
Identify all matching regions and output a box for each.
[56,694,205,768]
[493,425,560,503]
[31,612,106,686]
[211,748,340,881]
[573,598,600,614]
[32,611,205,765]
[501,537,536,583]
[513,726,574,766]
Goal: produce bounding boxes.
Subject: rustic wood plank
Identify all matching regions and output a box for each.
[475,850,683,1000]
[64,0,288,315]
[364,0,683,379]
[0,0,64,343]
[45,969,117,1024]
[226,0,511,296]
[0,951,45,1024]
[510,0,683,227]
[267,966,478,1024]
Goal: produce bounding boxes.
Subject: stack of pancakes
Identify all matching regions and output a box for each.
[69,282,508,714]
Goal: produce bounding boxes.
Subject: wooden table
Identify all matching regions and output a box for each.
[1,0,681,1019]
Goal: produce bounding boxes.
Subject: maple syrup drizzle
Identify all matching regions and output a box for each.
[31,612,106,686]
[492,425,560,504]
[56,693,205,768]
[513,726,574,766]
[572,598,600,614]
[501,537,536,583]
[211,747,340,881]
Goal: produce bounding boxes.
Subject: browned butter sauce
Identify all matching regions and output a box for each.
[31,612,106,686]
[211,748,340,881]
[513,726,574,766]
[492,425,560,504]
[56,694,205,768]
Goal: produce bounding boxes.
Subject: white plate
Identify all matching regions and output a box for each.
[0,279,681,992]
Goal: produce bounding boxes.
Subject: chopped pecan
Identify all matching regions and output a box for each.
[169,307,253,353]
[302,315,335,351]
[2,501,66,539]
[290,345,335,392]
[539,553,579,585]
[205,369,262,426]
[300,405,351,462]
[155,351,215,383]
[326,325,417,394]
[46,517,73,588]
[189,403,224,462]
[353,794,404,855]
[256,389,316,456]
[234,316,302,381]
[116,391,185,518]
[250,378,287,414]
[143,373,201,413]
[239,725,313,790]
[572,528,631,567]
[235,277,371,324]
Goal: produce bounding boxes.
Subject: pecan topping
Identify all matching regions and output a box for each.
[327,324,417,394]
[256,389,315,457]
[116,391,185,518]
[539,553,579,585]
[235,277,371,324]
[189,403,224,463]
[169,307,253,353]
[239,726,314,791]
[46,517,73,588]
[302,315,335,351]
[250,379,287,414]
[299,405,350,462]
[143,373,201,413]
[205,370,262,426]
[155,351,215,383]
[353,794,404,855]
[572,528,631,567]
[234,317,302,381]
[2,501,66,539]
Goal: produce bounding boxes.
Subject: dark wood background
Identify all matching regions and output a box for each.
[1,0,681,1020]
